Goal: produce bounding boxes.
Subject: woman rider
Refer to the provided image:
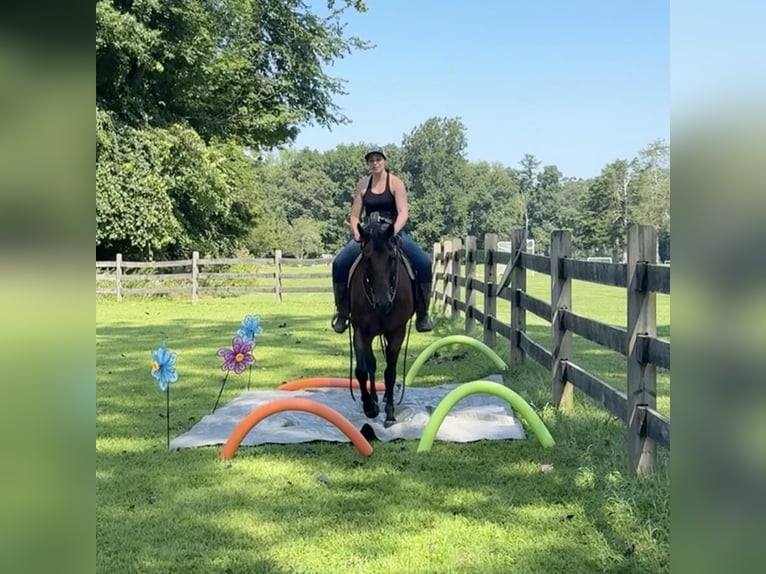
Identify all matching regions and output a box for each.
[331,146,433,333]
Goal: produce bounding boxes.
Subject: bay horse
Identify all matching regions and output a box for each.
[349,217,415,427]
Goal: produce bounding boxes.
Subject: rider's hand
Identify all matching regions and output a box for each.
[353,231,361,242]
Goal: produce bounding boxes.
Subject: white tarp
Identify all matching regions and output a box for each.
[170,374,527,449]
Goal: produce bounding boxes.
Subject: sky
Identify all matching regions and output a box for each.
[670,0,766,120]
[289,0,669,180]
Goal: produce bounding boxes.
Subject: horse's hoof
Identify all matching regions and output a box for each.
[363,403,379,419]
[383,418,396,428]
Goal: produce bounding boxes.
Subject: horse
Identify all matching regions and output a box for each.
[348,217,415,427]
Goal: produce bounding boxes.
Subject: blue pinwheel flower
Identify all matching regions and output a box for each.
[237,314,263,342]
[150,343,178,391]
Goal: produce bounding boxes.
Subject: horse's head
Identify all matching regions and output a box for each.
[356,219,400,315]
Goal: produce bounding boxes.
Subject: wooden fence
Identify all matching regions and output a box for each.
[432,223,670,476]
[96,250,331,302]
[97,225,670,475]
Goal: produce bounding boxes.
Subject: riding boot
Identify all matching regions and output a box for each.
[415,282,433,332]
[331,282,350,333]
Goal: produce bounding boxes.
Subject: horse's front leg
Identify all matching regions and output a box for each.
[383,329,405,427]
[353,330,379,419]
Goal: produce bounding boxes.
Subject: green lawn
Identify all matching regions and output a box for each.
[97,289,669,573]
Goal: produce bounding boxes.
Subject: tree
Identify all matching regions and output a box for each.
[463,161,522,240]
[631,139,670,259]
[318,143,374,250]
[558,177,588,254]
[512,153,540,232]
[528,164,564,255]
[401,117,469,247]
[285,216,323,259]
[579,159,634,261]
[505,156,575,254]
[96,109,259,260]
[96,111,182,259]
[96,0,370,259]
[96,0,370,147]
[246,207,289,257]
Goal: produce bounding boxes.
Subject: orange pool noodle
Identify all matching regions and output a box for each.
[220,398,374,459]
[277,377,386,392]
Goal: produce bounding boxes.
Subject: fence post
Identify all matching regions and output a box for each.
[274,249,282,302]
[191,251,199,304]
[441,240,454,314]
[627,223,658,476]
[483,233,498,348]
[551,230,573,410]
[450,237,462,321]
[464,235,477,334]
[431,242,442,308]
[510,229,527,366]
[115,253,123,302]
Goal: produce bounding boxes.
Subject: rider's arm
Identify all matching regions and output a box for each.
[349,178,366,241]
[391,175,409,235]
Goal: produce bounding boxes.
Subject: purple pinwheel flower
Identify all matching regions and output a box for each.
[150,343,178,391]
[237,314,263,342]
[217,336,255,374]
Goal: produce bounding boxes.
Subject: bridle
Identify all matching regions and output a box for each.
[360,220,401,314]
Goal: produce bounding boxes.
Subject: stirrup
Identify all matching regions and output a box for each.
[415,315,433,333]
[332,314,349,334]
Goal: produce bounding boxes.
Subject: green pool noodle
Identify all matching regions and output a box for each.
[404,335,509,387]
[417,380,555,452]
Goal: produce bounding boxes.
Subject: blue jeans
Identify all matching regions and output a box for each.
[332,230,433,284]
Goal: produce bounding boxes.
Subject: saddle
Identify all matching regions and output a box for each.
[347,213,416,288]
[347,249,416,289]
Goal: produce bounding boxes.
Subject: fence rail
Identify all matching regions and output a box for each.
[431,224,670,476]
[95,250,332,302]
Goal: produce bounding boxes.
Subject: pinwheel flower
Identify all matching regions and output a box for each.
[151,343,178,391]
[237,314,263,342]
[217,336,255,374]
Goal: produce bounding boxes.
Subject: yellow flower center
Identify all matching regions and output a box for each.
[151,361,159,372]
[235,353,245,362]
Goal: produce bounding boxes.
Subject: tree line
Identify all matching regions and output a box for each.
[248,124,669,262]
[96,0,669,263]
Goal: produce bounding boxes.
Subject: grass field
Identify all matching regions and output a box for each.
[96,280,669,573]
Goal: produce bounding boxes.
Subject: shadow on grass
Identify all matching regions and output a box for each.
[97,430,664,572]
[97,466,295,573]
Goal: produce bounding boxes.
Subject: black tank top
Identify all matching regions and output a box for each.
[362,172,398,222]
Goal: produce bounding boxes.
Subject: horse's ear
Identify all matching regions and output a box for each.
[384,223,394,239]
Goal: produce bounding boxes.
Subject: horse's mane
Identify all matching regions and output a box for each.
[363,220,393,251]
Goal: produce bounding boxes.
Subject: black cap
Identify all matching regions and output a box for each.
[364,146,387,161]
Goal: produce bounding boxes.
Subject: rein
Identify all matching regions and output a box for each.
[361,237,401,313]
